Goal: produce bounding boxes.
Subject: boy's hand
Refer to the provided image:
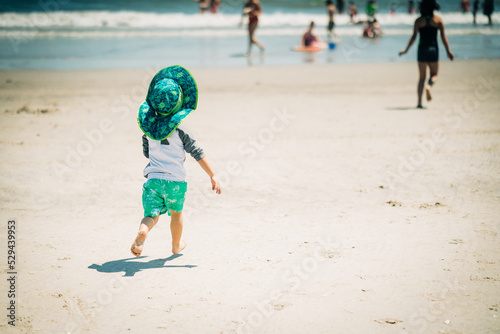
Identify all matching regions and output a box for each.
[197,157,221,194]
[211,176,221,194]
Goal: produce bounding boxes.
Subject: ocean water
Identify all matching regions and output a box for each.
[0,0,499,69]
[2,0,499,14]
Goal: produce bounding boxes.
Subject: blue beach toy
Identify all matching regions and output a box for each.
[328,42,336,50]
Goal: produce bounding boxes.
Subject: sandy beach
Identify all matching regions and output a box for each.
[0,59,499,333]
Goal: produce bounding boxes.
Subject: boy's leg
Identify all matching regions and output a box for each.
[170,210,187,254]
[131,215,159,257]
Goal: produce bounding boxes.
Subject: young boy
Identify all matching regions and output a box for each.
[131,65,221,257]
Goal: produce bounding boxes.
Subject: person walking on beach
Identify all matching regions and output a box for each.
[472,0,480,24]
[326,1,336,39]
[399,0,454,108]
[483,0,494,26]
[241,0,265,55]
[131,65,222,257]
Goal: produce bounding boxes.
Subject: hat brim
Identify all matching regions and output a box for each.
[138,65,198,140]
[138,103,194,141]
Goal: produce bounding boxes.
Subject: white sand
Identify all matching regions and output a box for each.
[0,59,499,333]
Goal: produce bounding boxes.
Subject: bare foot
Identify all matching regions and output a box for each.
[425,85,432,101]
[172,239,187,254]
[131,230,147,257]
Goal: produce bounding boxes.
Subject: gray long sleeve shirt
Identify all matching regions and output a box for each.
[142,125,205,182]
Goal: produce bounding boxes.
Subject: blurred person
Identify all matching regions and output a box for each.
[349,1,358,22]
[240,0,265,55]
[302,21,322,47]
[409,0,415,14]
[195,0,209,14]
[210,0,221,13]
[363,17,382,38]
[399,0,454,108]
[326,1,336,39]
[337,0,346,14]
[472,0,480,24]
[483,0,494,25]
[366,0,377,17]
[461,0,470,12]
[389,2,396,15]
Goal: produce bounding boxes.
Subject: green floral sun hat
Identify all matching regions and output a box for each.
[138,65,198,140]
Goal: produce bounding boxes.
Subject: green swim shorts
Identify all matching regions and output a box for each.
[142,179,188,217]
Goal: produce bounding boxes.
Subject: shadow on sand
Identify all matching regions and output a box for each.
[386,106,427,110]
[88,254,197,277]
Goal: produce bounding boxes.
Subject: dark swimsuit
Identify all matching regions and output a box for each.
[417,16,439,62]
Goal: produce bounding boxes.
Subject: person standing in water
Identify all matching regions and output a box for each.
[210,0,221,13]
[241,0,265,55]
[349,1,358,23]
[483,0,494,26]
[399,0,454,108]
[472,0,480,24]
[366,0,377,17]
[408,0,415,14]
[195,0,209,13]
[336,0,346,14]
[326,0,336,40]
[461,0,471,13]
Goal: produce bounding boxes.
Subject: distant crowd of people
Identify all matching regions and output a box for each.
[469,0,495,26]
[195,0,494,27]
[194,0,494,56]
[322,0,383,40]
[324,0,495,40]
[194,0,221,14]
[461,0,495,25]
[328,0,494,42]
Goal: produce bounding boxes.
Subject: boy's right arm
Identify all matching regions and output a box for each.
[142,135,149,158]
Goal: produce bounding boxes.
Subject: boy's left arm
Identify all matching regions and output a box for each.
[178,126,221,194]
[197,157,221,194]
